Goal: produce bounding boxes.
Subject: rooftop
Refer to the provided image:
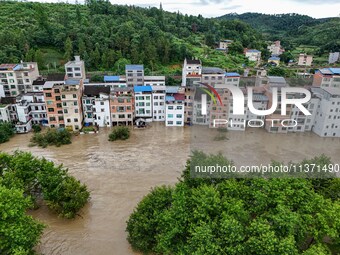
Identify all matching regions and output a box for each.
[268,76,287,84]
[246,49,261,53]
[322,87,340,96]
[269,56,280,61]
[134,85,152,93]
[47,73,65,81]
[84,86,110,96]
[186,59,201,65]
[226,72,240,77]
[126,65,144,71]
[0,64,17,70]
[166,86,180,94]
[43,81,64,89]
[104,76,120,82]
[202,67,225,75]
[151,85,166,92]
[65,79,80,85]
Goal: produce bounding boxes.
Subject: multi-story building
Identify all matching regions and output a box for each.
[193,88,210,125]
[225,73,241,88]
[311,87,340,137]
[83,86,111,127]
[181,58,202,87]
[165,93,185,127]
[0,101,12,123]
[152,86,166,121]
[201,67,226,87]
[110,87,134,126]
[328,52,339,64]
[65,56,86,80]
[134,85,152,120]
[209,88,229,128]
[61,79,84,131]
[245,49,261,63]
[144,76,165,86]
[298,53,313,66]
[267,41,284,56]
[104,76,127,88]
[126,65,144,87]
[43,81,65,129]
[18,93,47,126]
[313,68,340,88]
[0,62,40,97]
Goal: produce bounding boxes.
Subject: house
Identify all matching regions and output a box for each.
[43,81,65,129]
[126,65,144,87]
[313,68,340,89]
[110,87,134,126]
[65,56,86,80]
[267,41,284,56]
[219,40,233,50]
[328,52,339,64]
[134,85,152,120]
[83,85,111,127]
[193,88,210,125]
[103,76,127,88]
[151,86,166,121]
[268,56,280,66]
[0,62,40,97]
[201,67,226,88]
[144,76,166,86]
[0,103,11,123]
[245,49,261,63]
[311,87,340,137]
[225,73,241,88]
[181,58,202,87]
[298,53,313,66]
[165,93,185,127]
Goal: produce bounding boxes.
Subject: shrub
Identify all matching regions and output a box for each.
[109,126,130,141]
[30,128,72,147]
[0,122,15,144]
[32,124,42,133]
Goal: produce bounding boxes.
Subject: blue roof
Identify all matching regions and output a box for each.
[226,72,240,77]
[269,57,280,61]
[166,96,175,101]
[13,64,21,71]
[126,65,144,71]
[134,85,152,92]
[329,68,340,75]
[104,76,120,82]
[247,49,261,53]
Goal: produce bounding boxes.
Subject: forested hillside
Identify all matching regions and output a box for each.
[0,0,265,73]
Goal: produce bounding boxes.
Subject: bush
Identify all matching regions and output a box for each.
[32,124,42,133]
[109,126,130,141]
[0,122,15,144]
[30,128,72,148]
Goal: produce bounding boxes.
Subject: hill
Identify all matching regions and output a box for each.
[0,1,265,74]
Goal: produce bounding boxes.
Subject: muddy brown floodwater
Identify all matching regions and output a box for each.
[0,123,339,255]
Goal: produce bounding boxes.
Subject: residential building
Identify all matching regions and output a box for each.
[219,40,233,50]
[0,103,11,123]
[181,58,202,87]
[165,93,185,127]
[65,56,86,80]
[134,85,152,120]
[311,87,340,137]
[43,81,65,129]
[225,73,241,88]
[110,87,134,126]
[268,56,280,66]
[209,88,229,128]
[0,62,40,97]
[298,53,313,66]
[193,88,210,125]
[328,52,339,64]
[61,79,84,131]
[104,76,127,88]
[144,76,166,86]
[126,65,144,87]
[267,41,284,56]
[245,49,261,63]
[83,86,111,127]
[313,68,340,88]
[226,88,247,131]
[152,86,166,121]
[202,67,226,88]
[18,93,47,126]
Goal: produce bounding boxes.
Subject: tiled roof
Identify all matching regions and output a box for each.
[173,93,185,101]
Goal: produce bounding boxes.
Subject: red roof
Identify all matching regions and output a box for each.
[173,93,185,101]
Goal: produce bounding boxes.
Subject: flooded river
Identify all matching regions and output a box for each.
[0,123,339,255]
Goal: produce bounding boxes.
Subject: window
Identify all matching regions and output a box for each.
[168,106,174,110]
[74,67,80,71]
[167,121,173,125]
[54,89,60,93]
[74,101,78,106]
[118,98,124,103]
[67,118,71,123]
[74,118,78,122]
[176,121,182,125]
[75,109,79,113]
[100,102,104,105]
[64,109,68,114]
[176,106,183,110]
[45,93,52,97]
[62,95,66,99]
[168,114,174,118]
[176,114,182,118]
[75,73,81,77]
[55,96,61,101]
[49,117,56,121]
[62,102,67,106]
[73,94,77,98]
[56,103,62,108]
[48,108,54,112]
[58,116,64,121]
[47,100,53,105]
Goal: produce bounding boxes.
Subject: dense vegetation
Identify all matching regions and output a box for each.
[109,126,130,141]
[0,151,90,254]
[30,128,72,148]
[0,122,15,144]
[127,152,340,254]
[0,1,264,73]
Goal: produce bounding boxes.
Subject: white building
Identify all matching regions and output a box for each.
[83,86,111,127]
[134,85,152,120]
[0,62,40,97]
[224,73,241,88]
[245,49,261,63]
[313,68,340,89]
[181,58,202,87]
[311,87,340,137]
[298,54,313,66]
[0,104,11,123]
[328,52,339,64]
[165,94,185,127]
[144,76,165,86]
[267,41,284,56]
[126,65,144,87]
[152,86,166,121]
[201,67,226,88]
[65,56,86,80]
[219,40,233,50]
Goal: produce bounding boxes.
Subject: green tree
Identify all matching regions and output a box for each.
[0,122,14,144]
[64,37,73,61]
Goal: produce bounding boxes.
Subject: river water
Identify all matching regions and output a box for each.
[0,123,339,255]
